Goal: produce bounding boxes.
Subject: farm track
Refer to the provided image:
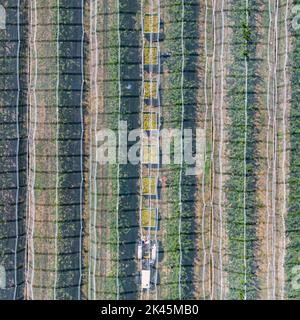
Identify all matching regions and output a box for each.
[139,0,161,300]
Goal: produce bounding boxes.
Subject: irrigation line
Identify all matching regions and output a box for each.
[218,0,225,300]
[271,0,279,299]
[54,0,60,300]
[243,0,249,300]
[201,0,209,300]
[24,15,32,297]
[139,0,145,299]
[280,0,289,300]
[28,0,38,300]
[146,1,153,300]
[77,0,85,300]
[24,51,30,299]
[92,0,99,301]
[116,0,121,299]
[13,0,21,300]
[24,4,29,299]
[178,0,185,300]
[154,0,162,300]
[146,0,154,300]
[87,0,93,300]
[266,0,272,300]
[92,0,98,300]
[210,0,217,300]
[26,1,33,299]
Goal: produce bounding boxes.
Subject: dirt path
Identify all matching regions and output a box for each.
[255,0,290,300]
[193,0,230,300]
[26,0,59,299]
[86,0,117,299]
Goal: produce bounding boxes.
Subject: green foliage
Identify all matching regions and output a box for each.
[55,0,85,300]
[286,14,300,299]
[225,1,259,300]
[161,0,199,300]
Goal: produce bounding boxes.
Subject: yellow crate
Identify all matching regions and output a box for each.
[143,113,158,130]
[142,130,159,164]
[142,208,156,228]
[144,14,159,33]
[142,177,157,195]
[144,81,157,99]
[144,47,158,65]
[143,144,159,164]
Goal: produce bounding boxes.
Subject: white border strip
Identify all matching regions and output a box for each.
[201,0,209,300]
[54,0,60,300]
[218,0,225,299]
[243,0,249,300]
[13,0,21,300]
[178,0,185,300]
[116,0,121,299]
[280,0,289,300]
[78,0,85,300]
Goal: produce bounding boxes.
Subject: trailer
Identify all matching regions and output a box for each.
[0,265,5,289]
[141,270,151,289]
[137,243,143,260]
[0,5,5,30]
[151,243,157,263]
[143,13,159,34]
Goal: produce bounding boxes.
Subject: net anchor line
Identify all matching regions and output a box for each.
[280,0,289,300]
[27,0,38,300]
[201,0,209,300]
[54,0,60,300]
[178,0,185,301]
[13,0,21,301]
[243,0,249,301]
